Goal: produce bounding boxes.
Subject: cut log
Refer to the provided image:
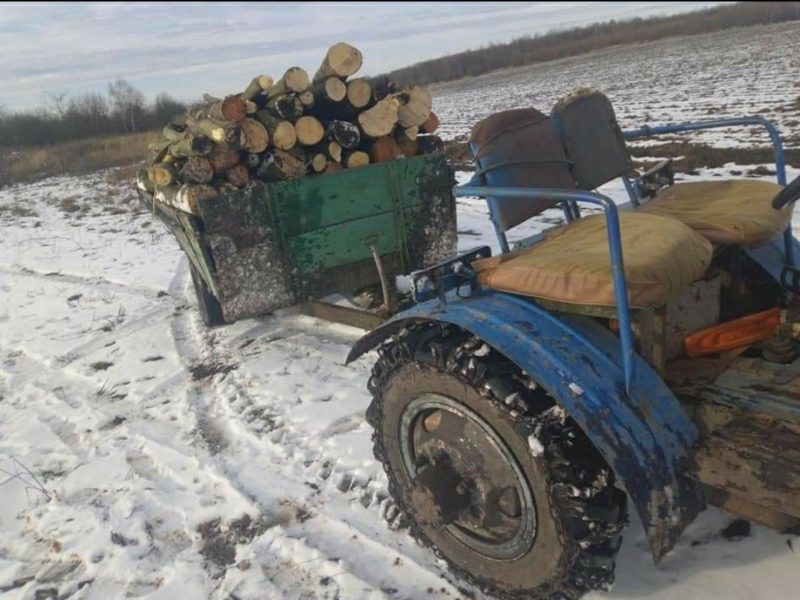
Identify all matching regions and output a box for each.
[162,124,186,143]
[226,164,251,188]
[255,111,297,150]
[257,148,307,181]
[397,138,418,158]
[344,150,370,169]
[208,144,241,172]
[313,43,363,83]
[396,85,432,128]
[205,95,247,122]
[170,114,189,130]
[313,77,347,103]
[357,97,400,138]
[264,94,304,120]
[325,162,343,174]
[148,163,177,187]
[346,78,372,109]
[295,115,325,146]
[308,152,328,173]
[161,153,177,165]
[244,100,258,115]
[420,111,439,134]
[311,140,342,163]
[265,67,310,98]
[185,117,241,147]
[417,134,445,155]
[242,75,274,101]
[397,126,419,143]
[368,136,404,163]
[138,168,155,194]
[239,118,270,153]
[244,152,262,168]
[327,120,360,149]
[156,183,218,215]
[298,90,315,107]
[180,156,214,184]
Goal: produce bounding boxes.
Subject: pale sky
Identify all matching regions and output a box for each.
[0,1,725,110]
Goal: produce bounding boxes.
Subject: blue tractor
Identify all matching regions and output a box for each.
[347,90,800,599]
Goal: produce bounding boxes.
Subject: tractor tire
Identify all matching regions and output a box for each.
[189,263,225,327]
[366,322,627,600]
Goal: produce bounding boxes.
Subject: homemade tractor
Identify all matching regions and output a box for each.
[140,90,800,599]
[347,91,800,598]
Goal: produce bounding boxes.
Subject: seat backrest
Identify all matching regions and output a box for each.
[551,89,632,190]
[469,108,576,232]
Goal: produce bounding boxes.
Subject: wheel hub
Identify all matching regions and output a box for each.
[400,394,537,560]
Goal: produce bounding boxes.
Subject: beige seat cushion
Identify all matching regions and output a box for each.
[639,180,791,247]
[472,213,712,309]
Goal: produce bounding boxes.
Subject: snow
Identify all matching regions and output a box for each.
[3,27,800,599]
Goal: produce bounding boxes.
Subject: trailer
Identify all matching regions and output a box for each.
[137,152,457,328]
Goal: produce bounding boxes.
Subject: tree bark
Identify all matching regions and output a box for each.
[168,134,213,158]
[295,115,325,146]
[397,138,418,158]
[185,116,241,147]
[208,144,240,172]
[244,152,262,168]
[239,118,270,153]
[346,78,372,109]
[396,126,419,143]
[325,161,343,174]
[326,120,360,149]
[368,136,403,163]
[226,164,251,188]
[313,43,363,83]
[420,111,439,134]
[180,156,215,184]
[357,97,400,138]
[255,111,297,150]
[369,75,397,101]
[265,67,310,98]
[242,75,274,101]
[157,184,218,214]
[264,94,304,120]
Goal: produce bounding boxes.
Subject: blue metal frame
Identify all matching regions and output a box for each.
[623,116,795,267]
[347,290,704,560]
[454,185,637,394]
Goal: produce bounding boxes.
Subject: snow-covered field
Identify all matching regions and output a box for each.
[433,21,800,150]
[3,23,800,600]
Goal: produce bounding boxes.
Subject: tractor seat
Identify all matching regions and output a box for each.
[638,180,792,247]
[472,212,712,309]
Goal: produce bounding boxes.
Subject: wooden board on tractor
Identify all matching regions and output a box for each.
[136,152,456,326]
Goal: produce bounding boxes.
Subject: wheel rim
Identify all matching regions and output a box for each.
[399,393,537,560]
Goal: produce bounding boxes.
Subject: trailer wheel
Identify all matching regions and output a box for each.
[366,322,627,600]
[189,263,225,327]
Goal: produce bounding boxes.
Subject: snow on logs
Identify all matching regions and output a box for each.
[145,42,443,214]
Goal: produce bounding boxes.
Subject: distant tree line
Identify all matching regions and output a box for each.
[0,79,191,147]
[385,2,800,87]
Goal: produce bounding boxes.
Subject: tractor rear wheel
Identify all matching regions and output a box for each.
[366,323,627,599]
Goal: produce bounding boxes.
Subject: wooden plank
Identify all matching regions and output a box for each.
[284,212,400,273]
[687,401,800,518]
[298,301,385,331]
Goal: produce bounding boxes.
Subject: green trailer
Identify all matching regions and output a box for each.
[136,153,457,327]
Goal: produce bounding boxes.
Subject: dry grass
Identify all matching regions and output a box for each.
[0,131,158,187]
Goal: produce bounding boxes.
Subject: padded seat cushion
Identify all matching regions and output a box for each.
[639,180,791,247]
[472,213,712,308]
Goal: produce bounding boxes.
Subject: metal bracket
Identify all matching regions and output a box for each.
[410,246,491,304]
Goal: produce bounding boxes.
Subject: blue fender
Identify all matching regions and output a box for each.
[348,290,705,561]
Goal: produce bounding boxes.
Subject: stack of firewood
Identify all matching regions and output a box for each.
[141,42,443,214]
